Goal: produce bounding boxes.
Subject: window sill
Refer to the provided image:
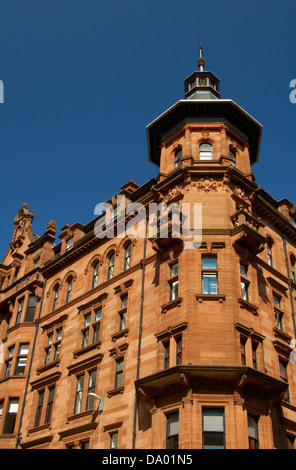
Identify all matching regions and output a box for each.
[273,327,292,344]
[238,298,259,315]
[28,423,51,434]
[111,328,129,342]
[161,297,183,314]
[196,294,225,303]
[0,374,27,384]
[36,359,60,375]
[107,386,125,398]
[73,341,102,359]
[66,409,94,424]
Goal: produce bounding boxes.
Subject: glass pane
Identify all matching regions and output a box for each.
[56,329,62,340]
[202,256,217,269]
[248,415,258,439]
[110,432,118,449]
[170,280,178,300]
[19,344,29,355]
[202,273,218,294]
[203,408,224,432]
[121,296,128,308]
[8,398,19,413]
[95,309,102,321]
[85,314,91,326]
[273,295,281,307]
[240,264,247,276]
[170,263,178,276]
[168,412,179,435]
[203,432,224,449]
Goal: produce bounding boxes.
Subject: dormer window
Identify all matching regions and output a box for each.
[174,150,182,168]
[199,143,213,160]
[66,238,74,251]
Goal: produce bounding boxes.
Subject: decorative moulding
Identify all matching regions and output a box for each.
[196,294,225,303]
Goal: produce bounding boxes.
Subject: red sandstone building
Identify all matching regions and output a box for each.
[1,52,296,450]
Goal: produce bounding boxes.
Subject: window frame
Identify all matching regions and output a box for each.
[202,255,218,295]
[166,411,179,449]
[199,143,213,161]
[202,407,225,449]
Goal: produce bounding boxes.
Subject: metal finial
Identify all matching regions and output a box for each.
[197,43,205,71]
[199,42,203,58]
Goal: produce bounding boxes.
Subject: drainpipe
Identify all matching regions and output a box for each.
[282,234,296,337]
[15,278,47,449]
[132,218,148,449]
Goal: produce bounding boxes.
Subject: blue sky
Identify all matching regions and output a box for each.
[0,0,296,254]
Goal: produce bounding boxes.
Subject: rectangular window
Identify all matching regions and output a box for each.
[34,390,45,428]
[240,263,248,277]
[273,294,281,308]
[5,346,15,378]
[202,273,218,295]
[279,359,290,402]
[252,342,258,369]
[14,343,29,376]
[164,341,170,369]
[82,309,102,347]
[176,336,182,365]
[170,279,178,301]
[241,280,249,301]
[53,328,63,361]
[202,408,225,449]
[166,411,179,449]
[3,398,19,434]
[15,298,24,324]
[86,370,97,410]
[115,358,124,388]
[119,311,127,331]
[240,337,246,366]
[202,255,217,270]
[44,386,55,424]
[74,375,85,415]
[110,431,118,449]
[248,414,259,449]
[169,262,179,301]
[274,310,283,331]
[25,295,37,322]
[82,314,91,348]
[66,238,74,251]
[202,255,218,295]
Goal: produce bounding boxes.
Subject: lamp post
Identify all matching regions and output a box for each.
[87,393,104,448]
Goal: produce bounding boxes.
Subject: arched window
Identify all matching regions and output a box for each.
[124,243,132,271]
[267,240,273,267]
[199,143,213,160]
[107,253,115,280]
[92,262,99,289]
[52,286,59,311]
[230,150,236,167]
[291,256,296,283]
[66,278,73,303]
[174,150,182,168]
